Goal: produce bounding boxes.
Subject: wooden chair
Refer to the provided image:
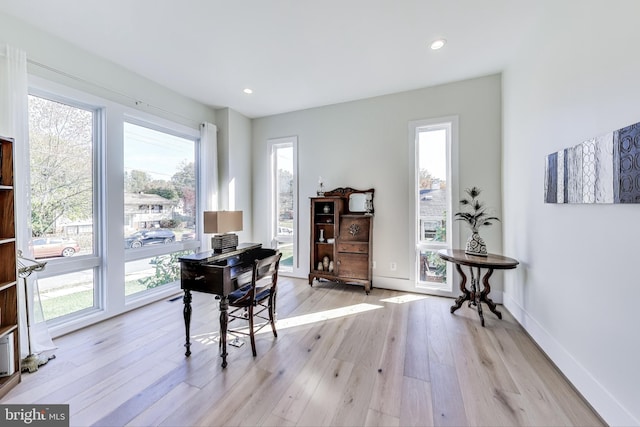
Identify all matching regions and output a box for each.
[226,252,282,356]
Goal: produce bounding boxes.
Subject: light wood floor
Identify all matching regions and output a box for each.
[3,277,604,427]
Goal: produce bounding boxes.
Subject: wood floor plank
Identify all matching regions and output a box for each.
[399,375,434,427]
[463,321,519,394]
[124,381,201,427]
[426,296,456,367]
[330,363,379,426]
[93,361,194,427]
[368,299,408,418]
[69,359,178,427]
[403,297,431,381]
[296,357,356,426]
[426,296,469,426]
[488,327,584,426]
[448,322,527,425]
[271,314,355,423]
[1,278,604,427]
[195,366,273,427]
[429,361,469,427]
[364,408,400,427]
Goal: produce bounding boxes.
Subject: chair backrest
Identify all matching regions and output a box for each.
[228,252,281,307]
[252,252,282,295]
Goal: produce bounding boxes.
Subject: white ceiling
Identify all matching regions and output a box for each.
[0,0,546,118]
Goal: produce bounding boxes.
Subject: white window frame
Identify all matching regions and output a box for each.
[27,75,202,337]
[26,87,105,324]
[409,116,459,298]
[122,117,201,303]
[268,136,300,276]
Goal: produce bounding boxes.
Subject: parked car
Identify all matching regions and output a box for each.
[125,228,175,249]
[32,237,80,259]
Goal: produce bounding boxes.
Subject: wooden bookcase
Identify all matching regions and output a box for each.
[0,136,20,398]
[308,187,374,294]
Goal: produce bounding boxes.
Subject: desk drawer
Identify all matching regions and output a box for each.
[181,262,232,295]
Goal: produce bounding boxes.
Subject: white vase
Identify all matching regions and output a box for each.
[318,229,325,242]
[465,230,487,256]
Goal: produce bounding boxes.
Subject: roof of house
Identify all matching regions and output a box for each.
[124,192,177,206]
[419,189,447,220]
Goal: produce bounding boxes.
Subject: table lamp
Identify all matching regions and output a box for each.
[204,210,243,253]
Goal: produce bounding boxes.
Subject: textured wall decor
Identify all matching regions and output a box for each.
[545,122,640,203]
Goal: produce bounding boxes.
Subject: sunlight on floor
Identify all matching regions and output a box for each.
[193,294,429,347]
[379,293,430,304]
[276,302,383,330]
[193,302,384,345]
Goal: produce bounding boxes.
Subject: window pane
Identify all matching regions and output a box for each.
[416,125,451,291]
[274,144,295,272]
[29,94,99,322]
[123,122,196,249]
[125,252,190,297]
[418,249,447,284]
[39,269,95,319]
[418,129,447,244]
[29,95,95,258]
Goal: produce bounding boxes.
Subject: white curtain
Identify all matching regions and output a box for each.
[0,44,56,359]
[200,122,219,251]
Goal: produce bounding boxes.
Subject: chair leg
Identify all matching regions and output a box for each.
[269,293,278,338]
[248,305,257,357]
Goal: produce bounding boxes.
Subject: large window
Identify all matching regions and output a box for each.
[412,118,457,294]
[25,75,205,336]
[269,137,297,274]
[123,121,197,297]
[28,93,101,321]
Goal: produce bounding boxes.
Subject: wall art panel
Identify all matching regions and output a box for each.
[545,121,640,203]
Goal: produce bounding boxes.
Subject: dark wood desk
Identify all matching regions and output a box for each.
[179,243,276,367]
[438,249,518,327]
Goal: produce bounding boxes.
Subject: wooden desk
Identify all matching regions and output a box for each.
[179,243,277,367]
[438,249,518,326]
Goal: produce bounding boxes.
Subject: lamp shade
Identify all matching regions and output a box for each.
[204,211,243,234]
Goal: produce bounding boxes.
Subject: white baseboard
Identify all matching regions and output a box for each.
[503,292,639,427]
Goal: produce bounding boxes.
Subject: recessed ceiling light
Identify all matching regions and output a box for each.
[430,39,446,50]
[243,88,253,94]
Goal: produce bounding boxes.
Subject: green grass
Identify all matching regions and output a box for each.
[42,288,94,319]
[41,280,150,320]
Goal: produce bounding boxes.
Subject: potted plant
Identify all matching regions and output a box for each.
[454,187,499,256]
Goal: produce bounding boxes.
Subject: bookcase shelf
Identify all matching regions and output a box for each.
[0,136,20,398]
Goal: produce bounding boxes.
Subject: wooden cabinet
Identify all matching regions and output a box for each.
[0,136,20,397]
[309,187,374,294]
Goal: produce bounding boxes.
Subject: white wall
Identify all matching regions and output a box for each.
[252,75,503,295]
[215,107,253,243]
[0,11,214,128]
[502,2,640,425]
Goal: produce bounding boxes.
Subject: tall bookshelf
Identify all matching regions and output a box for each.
[0,136,20,398]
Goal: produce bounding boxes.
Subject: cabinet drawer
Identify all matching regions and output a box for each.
[337,253,369,279]
[337,242,368,254]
